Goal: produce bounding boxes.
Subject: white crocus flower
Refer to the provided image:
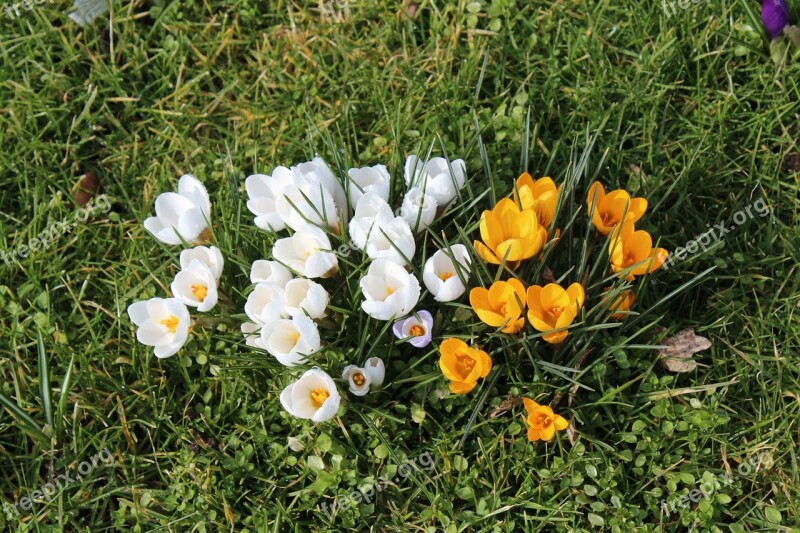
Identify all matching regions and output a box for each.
[245,167,295,231]
[360,259,421,321]
[171,260,219,312]
[364,216,416,266]
[341,365,372,396]
[404,155,466,207]
[127,298,191,358]
[144,174,211,245]
[422,244,472,302]
[272,225,338,279]
[348,192,394,250]
[293,157,348,219]
[400,187,438,233]
[280,368,341,422]
[276,177,340,232]
[364,357,385,387]
[244,282,288,326]
[284,278,330,319]
[347,164,391,206]
[180,246,224,281]
[250,260,293,285]
[257,316,321,366]
[241,322,261,348]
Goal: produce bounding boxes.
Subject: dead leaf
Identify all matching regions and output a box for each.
[404,0,418,19]
[658,328,711,372]
[566,424,577,446]
[542,266,556,284]
[488,394,521,419]
[73,171,100,206]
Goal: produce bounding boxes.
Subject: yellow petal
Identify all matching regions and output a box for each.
[449,380,477,394]
[565,283,585,310]
[540,424,556,441]
[474,240,501,264]
[553,415,569,430]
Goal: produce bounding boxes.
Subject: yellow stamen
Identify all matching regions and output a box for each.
[310,388,330,408]
[409,325,425,337]
[289,331,301,347]
[455,354,476,379]
[386,287,395,296]
[352,373,366,386]
[191,284,208,301]
[438,271,455,282]
[160,315,180,333]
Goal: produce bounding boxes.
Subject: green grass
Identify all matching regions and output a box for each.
[1,0,799,531]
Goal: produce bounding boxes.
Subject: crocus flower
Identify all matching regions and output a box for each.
[348,164,391,206]
[293,157,348,218]
[586,182,647,235]
[272,224,338,278]
[400,187,438,233]
[603,288,635,320]
[250,260,293,285]
[762,0,790,39]
[127,298,191,358]
[363,216,416,266]
[438,338,492,394]
[359,259,421,321]
[348,192,395,250]
[180,246,224,281]
[526,282,584,344]
[514,173,559,229]
[256,316,321,366]
[284,278,330,319]
[245,168,294,232]
[341,365,372,396]
[363,357,385,386]
[392,310,433,348]
[423,244,471,302]
[144,174,211,245]
[244,282,288,326]
[276,177,340,233]
[404,155,467,207]
[280,368,341,422]
[171,260,219,312]
[523,398,569,442]
[470,279,526,334]
[473,198,547,265]
[608,220,668,280]
[241,322,261,348]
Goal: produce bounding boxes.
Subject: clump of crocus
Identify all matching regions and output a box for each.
[438,338,492,394]
[514,173,560,229]
[523,398,569,442]
[608,220,668,280]
[393,310,433,348]
[586,182,648,235]
[473,198,547,264]
[526,282,585,343]
[470,279,526,334]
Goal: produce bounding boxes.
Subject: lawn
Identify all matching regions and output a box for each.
[1,0,799,531]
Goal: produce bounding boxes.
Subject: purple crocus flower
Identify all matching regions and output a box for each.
[392,310,433,348]
[762,0,790,40]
